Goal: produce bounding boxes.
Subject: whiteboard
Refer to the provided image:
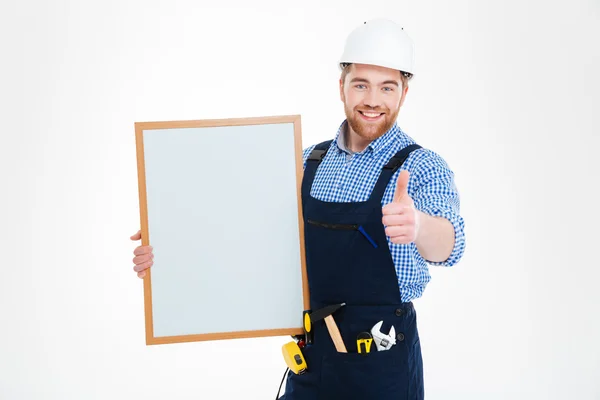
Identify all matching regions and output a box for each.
[134,115,309,345]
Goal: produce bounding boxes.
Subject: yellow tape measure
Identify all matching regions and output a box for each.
[282,341,307,374]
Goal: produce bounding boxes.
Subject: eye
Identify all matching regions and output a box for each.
[382,87,394,92]
[355,84,366,89]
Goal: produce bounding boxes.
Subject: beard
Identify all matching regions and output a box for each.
[344,102,400,141]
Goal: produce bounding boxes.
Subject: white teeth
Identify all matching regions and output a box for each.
[362,112,381,118]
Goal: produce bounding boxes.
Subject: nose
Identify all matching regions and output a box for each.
[362,88,382,109]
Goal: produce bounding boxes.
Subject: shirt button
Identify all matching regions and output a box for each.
[397,333,405,342]
[395,308,404,317]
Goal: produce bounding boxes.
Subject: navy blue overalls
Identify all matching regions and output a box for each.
[280,140,425,400]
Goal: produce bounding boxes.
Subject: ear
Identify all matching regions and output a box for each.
[399,85,409,107]
[339,78,345,102]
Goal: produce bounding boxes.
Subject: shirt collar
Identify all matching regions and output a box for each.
[332,120,405,155]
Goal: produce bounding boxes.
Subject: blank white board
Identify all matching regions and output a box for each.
[134,115,309,345]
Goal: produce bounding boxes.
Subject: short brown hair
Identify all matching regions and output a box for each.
[340,63,411,90]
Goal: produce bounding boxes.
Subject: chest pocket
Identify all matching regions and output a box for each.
[306,219,378,248]
[303,216,395,305]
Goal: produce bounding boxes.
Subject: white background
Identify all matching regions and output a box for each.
[1,0,599,399]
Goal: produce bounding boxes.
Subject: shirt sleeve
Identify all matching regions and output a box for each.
[410,150,466,267]
[302,144,316,170]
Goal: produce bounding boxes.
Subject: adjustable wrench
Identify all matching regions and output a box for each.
[370,320,396,351]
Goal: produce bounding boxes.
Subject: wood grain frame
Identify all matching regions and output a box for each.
[134,114,309,345]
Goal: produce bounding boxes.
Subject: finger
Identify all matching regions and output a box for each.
[130,230,141,241]
[393,170,410,203]
[385,226,413,238]
[133,258,153,272]
[382,213,414,227]
[133,253,153,265]
[389,234,413,245]
[382,203,412,216]
[137,271,146,279]
[133,245,153,256]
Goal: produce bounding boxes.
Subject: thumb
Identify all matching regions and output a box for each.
[393,170,410,203]
[130,229,141,241]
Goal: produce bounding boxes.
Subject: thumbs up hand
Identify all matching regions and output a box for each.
[382,170,421,244]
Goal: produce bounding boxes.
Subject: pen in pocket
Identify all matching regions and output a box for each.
[357,226,378,248]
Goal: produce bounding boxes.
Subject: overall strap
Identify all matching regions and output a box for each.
[369,144,422,203]
[301,140,334,204]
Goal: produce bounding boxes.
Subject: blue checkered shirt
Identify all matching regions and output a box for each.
[302,121,466,302]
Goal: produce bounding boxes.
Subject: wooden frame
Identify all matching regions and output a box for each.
[134,115,309,345]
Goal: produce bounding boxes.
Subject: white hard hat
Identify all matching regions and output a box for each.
[339,19,415,77]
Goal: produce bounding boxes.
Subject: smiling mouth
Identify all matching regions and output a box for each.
[358,110,384,120]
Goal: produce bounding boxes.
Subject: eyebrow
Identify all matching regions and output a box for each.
[349,78,399,87]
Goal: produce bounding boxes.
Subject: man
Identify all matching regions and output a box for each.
[130,19,465,399]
